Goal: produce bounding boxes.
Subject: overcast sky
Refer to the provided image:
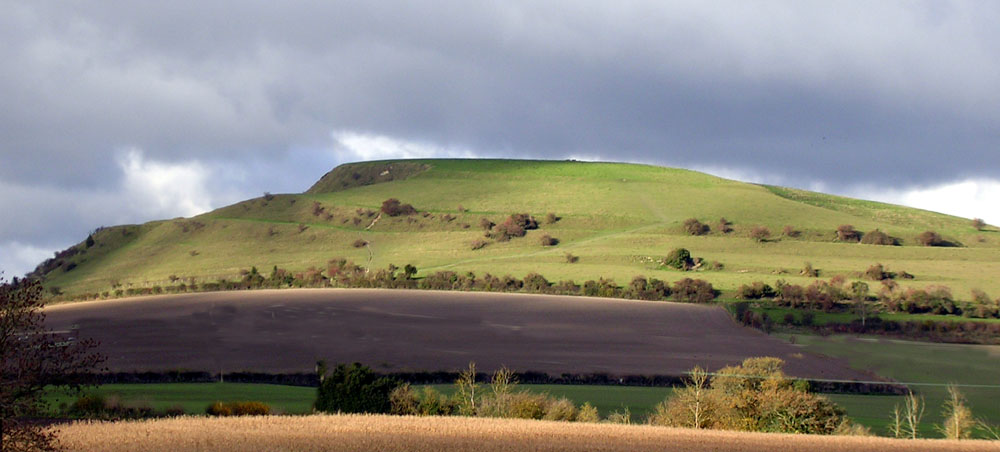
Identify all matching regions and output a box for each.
[2,1,999,277]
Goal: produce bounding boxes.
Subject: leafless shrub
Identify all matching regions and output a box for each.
[683,218,709,236]
[749,226,771,242]
[836,225,860,242]
[916,230,944,246]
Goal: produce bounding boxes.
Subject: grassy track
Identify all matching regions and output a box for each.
[39,159,1000,301]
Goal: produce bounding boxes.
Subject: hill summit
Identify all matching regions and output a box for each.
[32,159,1000,299]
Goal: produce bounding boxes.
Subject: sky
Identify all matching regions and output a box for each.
[2,1,999,277]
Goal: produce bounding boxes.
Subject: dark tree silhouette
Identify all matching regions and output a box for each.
[2,278,104,451]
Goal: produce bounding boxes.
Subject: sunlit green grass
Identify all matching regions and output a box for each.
[45,159,1000,301]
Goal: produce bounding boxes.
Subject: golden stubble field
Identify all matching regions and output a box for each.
[57,414,998,452]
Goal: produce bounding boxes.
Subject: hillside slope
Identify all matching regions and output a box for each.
[33,159,1000,298]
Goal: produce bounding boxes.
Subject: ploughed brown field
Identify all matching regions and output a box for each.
[57,414,997,452]
[46,289,866,379]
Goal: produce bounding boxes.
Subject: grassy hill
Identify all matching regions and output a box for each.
[34,159,1000,299]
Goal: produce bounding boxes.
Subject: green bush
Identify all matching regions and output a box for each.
[315,362,399,414]
[663,248,693,270]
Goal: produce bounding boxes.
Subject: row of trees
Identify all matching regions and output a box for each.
[58,257,721,305]
[740,276,1000,319]
[683,218,964,247]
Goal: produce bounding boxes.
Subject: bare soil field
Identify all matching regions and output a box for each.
[56,414,997,452]
[46,289,865,379]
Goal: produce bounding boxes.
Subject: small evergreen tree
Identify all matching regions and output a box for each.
[314,362,399,414]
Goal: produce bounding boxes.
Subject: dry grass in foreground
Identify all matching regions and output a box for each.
[57,414,997,452]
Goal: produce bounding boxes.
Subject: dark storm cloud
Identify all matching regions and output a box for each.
[2,0,999,274]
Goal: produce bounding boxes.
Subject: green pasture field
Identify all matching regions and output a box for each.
[787,334,1000,437]
[44,383,316,416]
[39,159,1000,304]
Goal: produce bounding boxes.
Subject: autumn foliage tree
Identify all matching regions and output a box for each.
[2,278,104,451]
[650,358,850,434]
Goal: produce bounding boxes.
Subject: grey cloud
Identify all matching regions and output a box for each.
[2,0,999,254]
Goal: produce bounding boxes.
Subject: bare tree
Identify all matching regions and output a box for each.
[902,391,925,439]
[938,384,974,439]
[2,278,104,452]
[455,362,479,416]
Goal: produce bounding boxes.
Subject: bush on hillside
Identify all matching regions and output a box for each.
[864,263,892,281]
[564,253,579,264]
[782,225,800,237]
[380,198,417,217]
[479,217,495,231]
[352,239,368,248]
[663,248,693,270]
[492,214,538,241]
[749,226,771,242]
[972,218,986,230]
[860,229,896,246]
[836,225,861,242]
[683,218,710,235]
[470,239,489,250]
[717,217,732,234]
[916,230,944,246]
[545,212,559,224]
[538,234,558,246]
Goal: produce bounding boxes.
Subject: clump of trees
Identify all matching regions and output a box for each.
[492,213,539,242]
[649,358,854,435]
[683,218,710,236]
[380,198,417,217]
[315,362,400,414]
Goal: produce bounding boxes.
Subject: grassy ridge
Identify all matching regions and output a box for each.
[39,159,1000,299]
